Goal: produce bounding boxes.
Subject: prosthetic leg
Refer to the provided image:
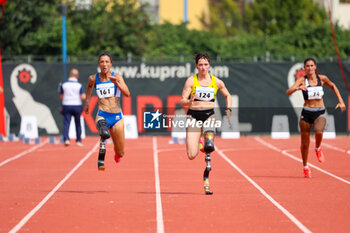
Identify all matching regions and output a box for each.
[203,131,215,195]
[96,119,110,171]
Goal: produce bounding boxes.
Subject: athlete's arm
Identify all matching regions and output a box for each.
[321,75,346,112]
[217,78,232,121]
[84,74,96,114]
[109,74,130,97]
[180,76,195,107]
[217,78,232,109]
[286,78,305,95]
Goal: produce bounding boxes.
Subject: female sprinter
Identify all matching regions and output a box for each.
[84,51,130,171]
[180,53,232,194]
[286,57,346,178]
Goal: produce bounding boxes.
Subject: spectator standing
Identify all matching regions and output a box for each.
[59,68,86,146]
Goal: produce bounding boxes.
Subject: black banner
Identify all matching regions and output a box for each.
[2,61,349,135]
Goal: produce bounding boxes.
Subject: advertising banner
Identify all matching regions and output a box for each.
[1,61,349,136]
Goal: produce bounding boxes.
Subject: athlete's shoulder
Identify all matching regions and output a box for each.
[182,75,194,88]
[318,74,329,80]
[318,74,331,85]
[186,75,195,82]
[213,75,224,88]
[211,74,220,81]
[87,73,97,86]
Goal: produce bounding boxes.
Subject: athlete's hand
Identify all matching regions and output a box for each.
[297,86,307,91]
[109,75,120,86]
[188,94,195,106]
[335,102,346,113]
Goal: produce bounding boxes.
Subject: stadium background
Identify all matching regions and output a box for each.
[1,0,350,136]
[1,61,349,136]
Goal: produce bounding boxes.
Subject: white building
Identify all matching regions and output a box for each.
[316,0,350,28]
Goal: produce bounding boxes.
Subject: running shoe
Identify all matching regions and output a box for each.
[115,155,121,163]
[199,138,205,153]
[64,140,70,146]
[315,147,325,163]
[76,142,83,147]
[303,167,312,178]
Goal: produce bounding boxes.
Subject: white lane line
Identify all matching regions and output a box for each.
[216,146,313,233]
[255,137,350,185]
[153,137,165,233]
[8,141,100,233]
[0,139,49,167]
[157,148,184,153]
[283,148,299,153]
[321,143,346,153]
[220,147,266,153]
[310,138,347,153]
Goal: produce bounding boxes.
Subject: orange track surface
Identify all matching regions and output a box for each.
[1,136,350,233]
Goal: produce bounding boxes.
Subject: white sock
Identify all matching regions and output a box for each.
[315,147,320,151]
[303,165,309,169]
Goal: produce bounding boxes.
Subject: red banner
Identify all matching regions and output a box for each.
[0,48,5,136]
[0,0,7,19]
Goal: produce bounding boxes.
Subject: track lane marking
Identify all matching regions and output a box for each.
[310,138,347,153]
[157,148,184,153]
[0,139,49,167]
[255,137,350,185]
[8,141,100,233]
[220,147,266,152]
[216,146,313,233]
[152,137,165,233]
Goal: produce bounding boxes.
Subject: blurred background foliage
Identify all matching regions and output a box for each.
[1,0,349,61]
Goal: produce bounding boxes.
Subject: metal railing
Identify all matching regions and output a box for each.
[1,54,349,63]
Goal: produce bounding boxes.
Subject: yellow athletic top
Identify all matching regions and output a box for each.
[190,74,218,102]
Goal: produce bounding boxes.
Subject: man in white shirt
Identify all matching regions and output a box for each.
[59,68,86,146]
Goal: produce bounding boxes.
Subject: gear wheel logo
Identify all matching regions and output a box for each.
[18,69,32,83]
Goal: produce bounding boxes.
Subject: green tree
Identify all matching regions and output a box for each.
[0,0,65,55]
[250,0,327,35]
[0,0,150,57]
[206,0,327,36]
[68,0,151,57]
[144,22,229,60]
[204,0,243,36]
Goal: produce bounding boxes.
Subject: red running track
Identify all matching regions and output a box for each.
[0,136,349,233]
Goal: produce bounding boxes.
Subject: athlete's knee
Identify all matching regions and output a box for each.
[300,140,309,150]
[203,130,215,153]
[186,144,198,160]
[186,145,198,160]
[187,152,196,160]
[96,119,110,140]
